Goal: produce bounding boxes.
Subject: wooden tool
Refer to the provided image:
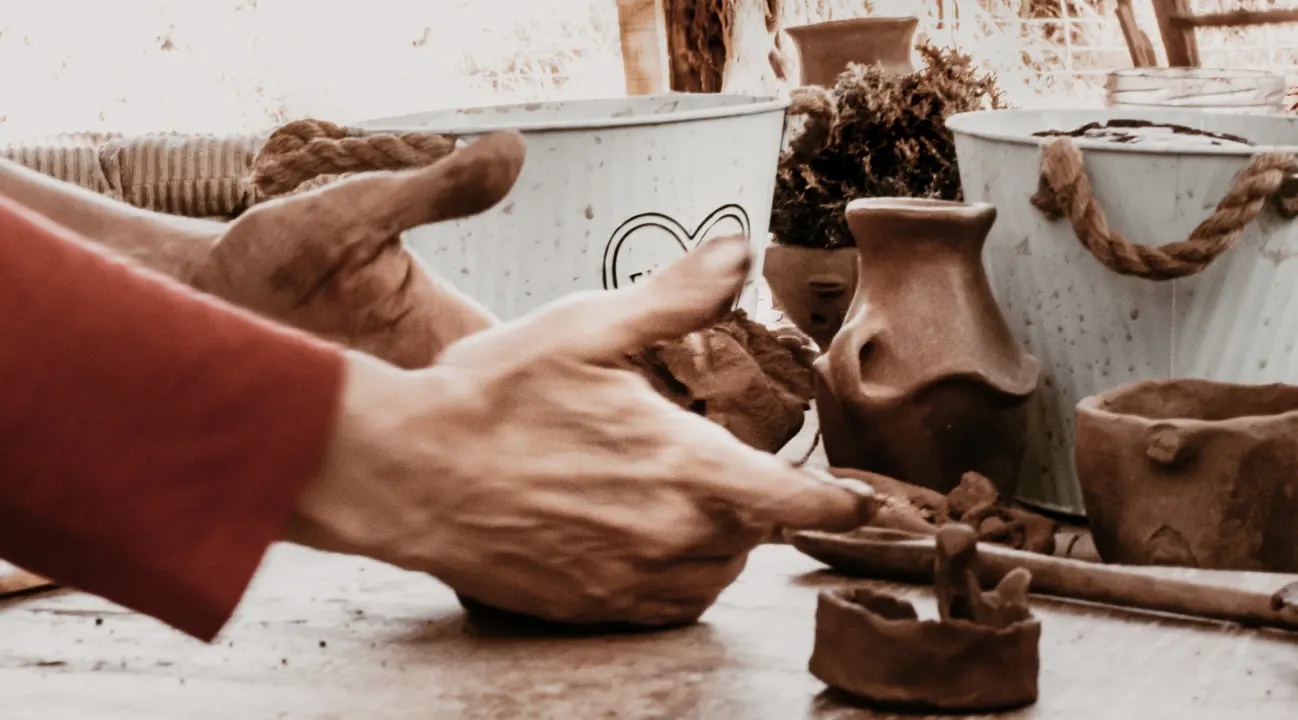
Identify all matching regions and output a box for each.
[792,527,1298,633]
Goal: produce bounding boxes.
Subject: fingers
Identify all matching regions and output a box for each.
[451,233,753,365]
[319,130,526,233]
[672,414,879,533]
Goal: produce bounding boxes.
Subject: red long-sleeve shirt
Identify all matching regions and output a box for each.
[0,196,345,641]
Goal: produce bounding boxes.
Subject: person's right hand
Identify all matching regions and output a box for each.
[288,232,878,627]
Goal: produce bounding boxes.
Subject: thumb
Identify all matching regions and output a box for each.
[731,465,881,532]
[309,130,526,232]
[478,233,753,364]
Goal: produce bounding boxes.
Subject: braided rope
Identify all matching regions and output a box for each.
[1032,136,1298,281]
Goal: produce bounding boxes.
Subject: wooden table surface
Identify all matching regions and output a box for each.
[3,416,1298,719]
[2,540,1296,719]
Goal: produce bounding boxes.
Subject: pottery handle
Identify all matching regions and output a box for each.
[1143,423,1197,465]
[822,315,874,409]
[1032,136,1298,280]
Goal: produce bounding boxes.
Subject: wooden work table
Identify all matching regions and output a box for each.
[3,416,1297,719]
[2,540,1296,719]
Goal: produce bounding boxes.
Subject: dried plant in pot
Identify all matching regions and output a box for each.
[766,44,1004,351]
[1076,378,1298,572]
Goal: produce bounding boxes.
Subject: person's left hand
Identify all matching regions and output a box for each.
[190,132,526,368]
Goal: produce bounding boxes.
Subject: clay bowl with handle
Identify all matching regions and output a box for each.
[1076,378,1298,573]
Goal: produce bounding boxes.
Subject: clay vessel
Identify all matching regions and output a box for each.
[814,198,1041,496]
[1076,379,1298,572]
[762,244,857,350]
[784,16,918,87]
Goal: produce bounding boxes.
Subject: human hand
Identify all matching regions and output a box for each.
[289,233,878,627]
[191,132,527,368]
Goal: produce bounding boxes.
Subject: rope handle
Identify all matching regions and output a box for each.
[1031,136,1298,281]
[250,119,460,198]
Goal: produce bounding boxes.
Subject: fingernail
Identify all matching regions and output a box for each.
[802,466,876,498]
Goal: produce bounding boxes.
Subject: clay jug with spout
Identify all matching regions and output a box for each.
[814,198,1041,496]
[784,16,918,87]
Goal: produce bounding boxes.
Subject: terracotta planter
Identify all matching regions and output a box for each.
[1076,379,1298,572]
[814,198,1041,495]
[762,243,857,350]
[785,16,918,87]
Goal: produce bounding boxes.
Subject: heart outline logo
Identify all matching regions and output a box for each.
[601,204,753,293]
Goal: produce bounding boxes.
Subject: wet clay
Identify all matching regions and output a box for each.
[814,198,1041,495]
[785,16,918,87]
[1076,378,1298,573]
[1033,119,1253,147]
[762,245,857,351]
[628,309,816,454]
[831,467,1058,554]
[808,525,1040,712]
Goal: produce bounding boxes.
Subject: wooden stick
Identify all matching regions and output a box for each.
[792,528,1298,633]
[1170,9,1298,29]
[1116,0,1157,67]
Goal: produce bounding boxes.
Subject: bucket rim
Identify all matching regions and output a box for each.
[946,107,1298,157]
[354,93,791,136]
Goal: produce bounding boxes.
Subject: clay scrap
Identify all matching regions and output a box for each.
[832,467,1058,555]
[809,525,1040,712]
[628,309,817,454]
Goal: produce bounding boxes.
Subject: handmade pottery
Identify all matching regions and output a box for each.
[814,198,1041,495]
[949,107,1298,516]
[808,525,1040,712]
[762,244,857,350]
[784,16,918,87]
[1076,378,1298,572]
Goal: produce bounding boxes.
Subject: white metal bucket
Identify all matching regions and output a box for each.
[948,107,1298,516]
[356,94,790,320]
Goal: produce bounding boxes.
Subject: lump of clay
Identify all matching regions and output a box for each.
[628,309,815,454]
[830,467,1058,555]
[808,525,1040,712]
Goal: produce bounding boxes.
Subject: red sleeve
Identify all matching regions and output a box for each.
[0,195,346,641]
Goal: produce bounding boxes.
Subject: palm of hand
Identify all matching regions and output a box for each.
[191,134,524,368]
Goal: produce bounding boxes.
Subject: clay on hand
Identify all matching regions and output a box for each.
[189,132,526,369]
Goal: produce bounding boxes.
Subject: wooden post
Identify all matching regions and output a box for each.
[616,0,786,97]
[1150,0,1202,66]
[616,0,671,95]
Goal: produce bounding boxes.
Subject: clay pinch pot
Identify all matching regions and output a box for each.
[784,16,919,87]
[1076,378,1298,572]
[814,198,1041,496]
[809,525,1040,712]
[762,244,857,350]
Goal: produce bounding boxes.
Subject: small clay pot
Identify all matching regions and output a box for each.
[1076,379,1298,572]
[809,586,1040,712]
[784,16,919,87]
[814,198,1041,495]
[762,243,857,350]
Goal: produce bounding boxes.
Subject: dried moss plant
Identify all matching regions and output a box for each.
[771,43,1006,249]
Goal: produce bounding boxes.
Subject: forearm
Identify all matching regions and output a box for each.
[0,156,221,281]
[0,195,344,641]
